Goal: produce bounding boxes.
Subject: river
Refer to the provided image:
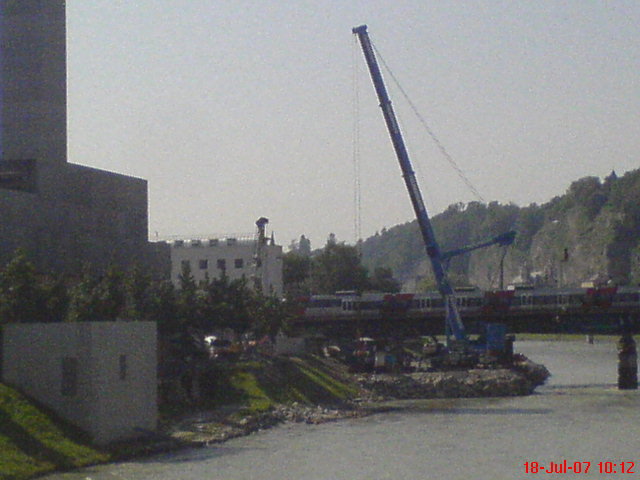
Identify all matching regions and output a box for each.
[43,340,640,480]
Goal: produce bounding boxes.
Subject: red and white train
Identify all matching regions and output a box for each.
[296,286,640,324]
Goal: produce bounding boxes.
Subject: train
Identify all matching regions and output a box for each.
[296,285,640,330]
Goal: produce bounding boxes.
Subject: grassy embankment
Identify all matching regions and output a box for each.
[199,355,360,414]
[0,355,361,479]
[162,355,364,444]
[0,383,108,480]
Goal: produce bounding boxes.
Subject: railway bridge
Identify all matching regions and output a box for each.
[289,287,640,340]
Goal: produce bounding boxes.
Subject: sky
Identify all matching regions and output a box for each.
[65,1,640,250]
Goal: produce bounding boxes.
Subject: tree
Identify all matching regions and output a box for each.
[40,275,70,323]
[93,266,127,320]
[124,264,154,320]
[248,292,292,337]
[0,249,47,323]
[310,238,369,294]
[200,275,252,333]
[67,265,126,322]
[368,267,401,293]
[148,280,179,335]
[282,250,311,297]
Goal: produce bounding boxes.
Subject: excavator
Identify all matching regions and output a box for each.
[353,25,515,361]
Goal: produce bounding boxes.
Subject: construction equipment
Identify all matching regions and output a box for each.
[352,25,515,349]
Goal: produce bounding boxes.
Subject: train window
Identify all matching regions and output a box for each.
[532,295,554,305]
[312,298,342,308]
[617,293,640,303]
[569,294,583,305]
[363,301,383,310]
[470,298,483,307]
[414,298,429,309]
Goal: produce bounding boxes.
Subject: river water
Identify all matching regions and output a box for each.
[43,340,640,480]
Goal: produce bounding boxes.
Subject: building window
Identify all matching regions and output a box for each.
[234,258,244,269]
[119,355,127,380]
[181,260,190,271]
[199,259,208,270]
[217,259,226,270]
[61,357,78,396]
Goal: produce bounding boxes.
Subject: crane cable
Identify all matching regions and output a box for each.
[370,40,486,204]
[352,36,363,246]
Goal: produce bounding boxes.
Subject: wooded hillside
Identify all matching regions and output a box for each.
[360,169,640,290]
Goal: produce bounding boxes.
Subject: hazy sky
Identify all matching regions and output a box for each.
[65,1,640,250]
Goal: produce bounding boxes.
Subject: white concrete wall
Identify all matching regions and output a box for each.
[1,321,157,445]
[82,322,157,444]
[262,243,284,297]
[171,239,283,296]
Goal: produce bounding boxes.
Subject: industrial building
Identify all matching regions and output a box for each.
[170,218,284,297]
[0,1,164,274]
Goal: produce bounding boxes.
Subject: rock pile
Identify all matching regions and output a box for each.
[165,356,550,448]
[357,358,550,400]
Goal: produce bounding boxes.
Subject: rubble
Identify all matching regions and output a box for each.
[165,356,549,447]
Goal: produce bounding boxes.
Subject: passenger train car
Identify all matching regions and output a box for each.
[297,286,640,324]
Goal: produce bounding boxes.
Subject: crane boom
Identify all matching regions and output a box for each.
[352,25,466,341]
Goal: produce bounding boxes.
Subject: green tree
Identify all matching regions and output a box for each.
[310,238,369,294]
[66,265,128,322]
[367,266,401,293]
[93,266,126,320]
[40,275,70,323]
[200,275,253,333]
[0,249,47,323]
[176,261,201,328]
[124,265,154,320]
[248,292,292,337]
[282,250,312,297]
[148,280,179,334]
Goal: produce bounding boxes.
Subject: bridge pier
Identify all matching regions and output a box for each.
[617,328,638,390]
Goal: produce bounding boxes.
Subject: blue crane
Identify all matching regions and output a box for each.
[352,25,515,345]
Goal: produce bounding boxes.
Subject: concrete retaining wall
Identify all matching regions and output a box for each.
[1,321,158,445]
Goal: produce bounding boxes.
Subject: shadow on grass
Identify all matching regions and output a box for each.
[0,409,77,470]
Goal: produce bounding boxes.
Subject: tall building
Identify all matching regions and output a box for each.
[0,1,164,274]
[1,1,67,164]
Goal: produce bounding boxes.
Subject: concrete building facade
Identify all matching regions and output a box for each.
[0,0,67,164]
[170,232,283,297]
[0,0,165,275]
[1,321,158,445]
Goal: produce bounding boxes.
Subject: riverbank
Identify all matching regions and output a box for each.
[3,354,549,479]
[153,354,549,448]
